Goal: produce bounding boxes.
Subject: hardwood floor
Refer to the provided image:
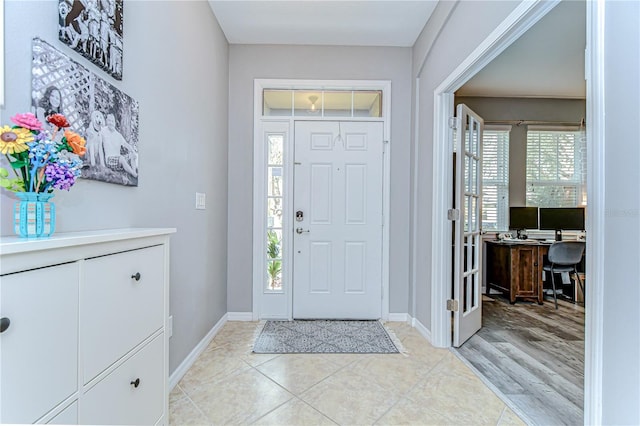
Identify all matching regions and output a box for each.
[454,294,584,426]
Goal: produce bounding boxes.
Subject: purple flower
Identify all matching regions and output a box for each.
[45,163,77,190]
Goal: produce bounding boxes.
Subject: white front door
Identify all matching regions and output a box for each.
[293,121,384,319]
[453,104,484,347]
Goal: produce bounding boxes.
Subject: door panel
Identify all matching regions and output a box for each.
[453,104,484,347]
[310,164,332,223]
[293,121,383,319]
[309,242,331,293]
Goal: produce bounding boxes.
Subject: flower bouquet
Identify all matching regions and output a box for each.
[0,112,86,237]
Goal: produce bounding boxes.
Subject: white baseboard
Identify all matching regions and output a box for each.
[169,313,228,390]
[227,312,254,321]
[412,317,433,344]
[387,313,410,323]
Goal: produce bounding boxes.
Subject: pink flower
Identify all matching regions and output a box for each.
[11,113,43,131]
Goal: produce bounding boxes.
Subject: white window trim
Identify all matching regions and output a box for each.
[252,79,392,321]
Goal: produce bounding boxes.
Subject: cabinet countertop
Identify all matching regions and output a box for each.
[0,228,176,256]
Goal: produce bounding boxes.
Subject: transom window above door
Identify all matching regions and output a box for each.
[262,90,382,117]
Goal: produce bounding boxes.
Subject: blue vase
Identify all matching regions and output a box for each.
[13,192,56,238]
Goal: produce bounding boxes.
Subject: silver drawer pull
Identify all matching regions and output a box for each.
[131,272,141,281]
[130,378,140,388]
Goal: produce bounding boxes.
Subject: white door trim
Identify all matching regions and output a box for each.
[252,79,392,321]
[428,1,603,424]
[583,1,605,423]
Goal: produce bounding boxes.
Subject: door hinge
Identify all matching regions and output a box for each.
[447,209,460,221]
[448,117,459,130]
[383,140,389,154]
[446,299,459,312]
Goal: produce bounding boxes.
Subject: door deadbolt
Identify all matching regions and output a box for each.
[296,210,304,222]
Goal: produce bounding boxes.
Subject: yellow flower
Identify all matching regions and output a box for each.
[0,126,33,154]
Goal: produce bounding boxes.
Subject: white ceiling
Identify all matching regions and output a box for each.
[208,0,586,99]
[207,1,438,47]
[458,0,586,99]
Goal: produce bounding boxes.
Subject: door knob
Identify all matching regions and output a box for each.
[296,228,310,234]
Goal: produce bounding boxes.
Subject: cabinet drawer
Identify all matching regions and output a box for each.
[0,263,79,424]
[47,401,78,424]
[82,246,164,383]
[79,334,165,425]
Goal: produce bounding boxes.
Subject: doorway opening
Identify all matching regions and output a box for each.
[426,0,603,424]
[252,80,391,321]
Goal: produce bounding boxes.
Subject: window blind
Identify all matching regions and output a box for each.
[482,127,510,231]
[526,128,586,207]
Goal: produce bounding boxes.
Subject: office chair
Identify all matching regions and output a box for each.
[543,241,586,309]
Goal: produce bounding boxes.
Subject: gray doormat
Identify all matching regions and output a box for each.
[252,320,401,354]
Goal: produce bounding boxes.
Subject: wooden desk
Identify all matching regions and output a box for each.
[485,240,549,304]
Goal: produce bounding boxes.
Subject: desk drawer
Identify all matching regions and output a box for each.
[81,246,164,383]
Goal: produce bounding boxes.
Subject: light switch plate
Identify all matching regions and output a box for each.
[195,192,206,210]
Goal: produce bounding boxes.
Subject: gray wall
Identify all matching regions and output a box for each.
[600,1,640,422]
[455,96,586,207]
[410,0,520,330]
[1,0,230,375]
[228,44,413,314]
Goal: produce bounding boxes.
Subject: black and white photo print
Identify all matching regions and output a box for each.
[58,0,123,80]
[32,38,139,187]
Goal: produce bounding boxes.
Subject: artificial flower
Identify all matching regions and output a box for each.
[1,112,84,193]
[64,130,87,156]
[0,126,33,154]
[47,113,70,128]
[11,112,44,131]
[27,139,58,163]
[0,167,25,192]
[45,162,79,190]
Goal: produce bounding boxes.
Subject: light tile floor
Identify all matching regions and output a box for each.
[170,322,525,425]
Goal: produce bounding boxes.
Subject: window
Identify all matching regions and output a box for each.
[262,90,382,117]
[482,127,510,231]
[266,133,284,291]
[526,127,586,207]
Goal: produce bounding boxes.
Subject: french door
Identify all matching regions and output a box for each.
[453,104,484,346]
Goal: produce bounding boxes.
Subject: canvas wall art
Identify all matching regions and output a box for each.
[32,37,139,187]
[58,0,123,80]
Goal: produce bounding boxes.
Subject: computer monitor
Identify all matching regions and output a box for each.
[509,207,539,238]
[539,207,586,241]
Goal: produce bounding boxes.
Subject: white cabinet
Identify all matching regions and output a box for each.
[0,263,79,424]
[79,334,165,425]
[82,245,165,383]
[0,228,175,425]
[47,402,78,425]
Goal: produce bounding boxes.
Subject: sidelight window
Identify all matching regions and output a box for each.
[266,133,284,291]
